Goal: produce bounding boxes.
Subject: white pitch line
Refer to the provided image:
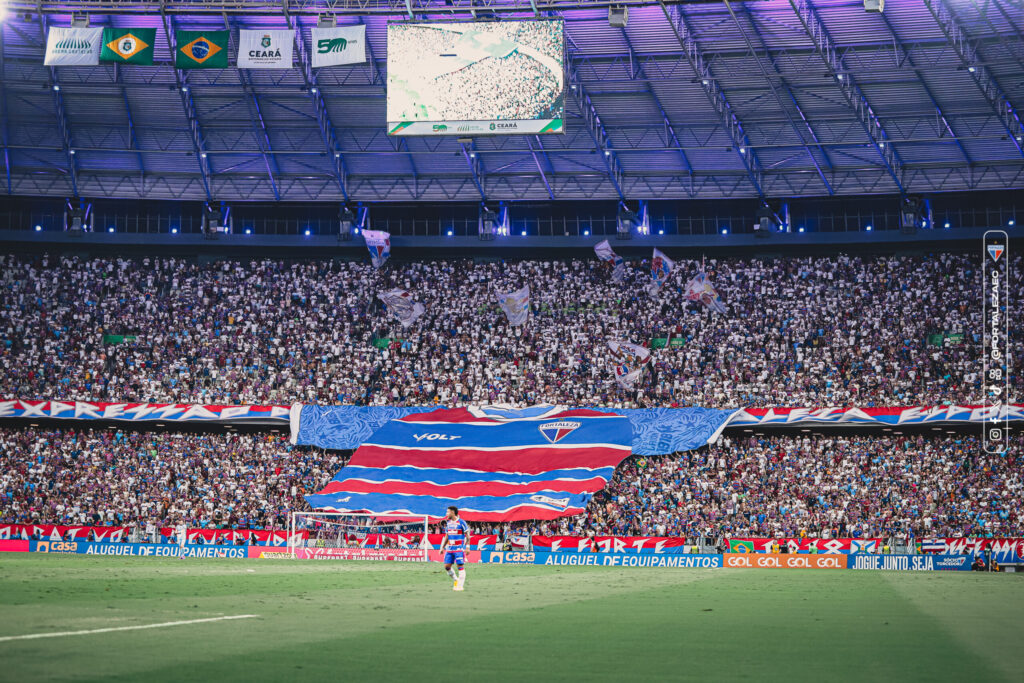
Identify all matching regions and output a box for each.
[0,614,259,643]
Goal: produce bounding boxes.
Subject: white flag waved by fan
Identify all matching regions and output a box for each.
[378,288,425,329]
[608,341,651,390]
[362,229,391,269]
[496,285,531,326]
[594,239,626,284]
[648,248,676,295]
[684,272,728,315]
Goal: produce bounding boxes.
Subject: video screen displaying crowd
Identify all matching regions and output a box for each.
[2,251,1020,409]
[2,427,1020,540]
[387,21,564,122]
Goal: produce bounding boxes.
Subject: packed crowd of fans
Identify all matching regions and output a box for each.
[0,427,332,530]
[2,427,1020,539]
[2,252,1020,408]
[387,21,563,122]
[514,433,1024,541]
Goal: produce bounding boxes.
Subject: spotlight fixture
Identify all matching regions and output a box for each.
[865,225,872,231]
[583,229,590,236]
[944,222,950,228]
[720,228,728,235]
[658,229,664,235]
[304,229,311,236]
[245,228,252,235]
[34,225,42,232]
[863,0,883,12]
[171,228,178,234]
[608,6,628,27]
[447,230,453,236]
[53,84,60,91]
[108,227,114,233]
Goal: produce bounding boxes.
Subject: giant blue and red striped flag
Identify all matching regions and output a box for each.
[305,406,632,522]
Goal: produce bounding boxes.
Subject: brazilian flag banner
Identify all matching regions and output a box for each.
[728,540,755,553]
[100,28,156,65]
[175,30,228,69]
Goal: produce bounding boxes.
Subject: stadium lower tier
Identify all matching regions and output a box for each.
[1,427,1020,538]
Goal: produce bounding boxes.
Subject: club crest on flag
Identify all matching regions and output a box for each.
[988,244,1004,261]
[538,421,581,443]
[108,33,148,59]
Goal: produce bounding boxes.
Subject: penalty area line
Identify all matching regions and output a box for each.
[0,614,260,643]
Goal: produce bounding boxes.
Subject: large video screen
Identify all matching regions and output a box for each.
[387,20,564,136]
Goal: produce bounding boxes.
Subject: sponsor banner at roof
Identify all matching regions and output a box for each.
[0,400,290,423]
[728,404,1024,426]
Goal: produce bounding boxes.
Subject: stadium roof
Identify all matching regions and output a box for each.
[0,0,1022,202]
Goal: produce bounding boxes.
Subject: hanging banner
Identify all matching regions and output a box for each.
[237,29,295,69]
[100,28,156,65]
[0,399,290,424]
[175,30,229,69]
[311,25,366,67]
[44,27,102,66]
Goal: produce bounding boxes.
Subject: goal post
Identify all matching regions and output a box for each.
[288,511,431,561]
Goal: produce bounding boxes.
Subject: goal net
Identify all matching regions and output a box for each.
[289,511,430,561]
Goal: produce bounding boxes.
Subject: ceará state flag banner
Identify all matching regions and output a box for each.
[305,406,632,522]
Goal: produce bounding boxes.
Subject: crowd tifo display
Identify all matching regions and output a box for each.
[2,427,1021,539]
[2,252,1020,408]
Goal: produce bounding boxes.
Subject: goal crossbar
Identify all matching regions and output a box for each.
[289,511,430,561]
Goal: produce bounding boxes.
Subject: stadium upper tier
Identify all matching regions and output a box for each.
[1,427,1020,538]
[1,252,1019,408]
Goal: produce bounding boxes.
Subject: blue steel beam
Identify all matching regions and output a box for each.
[226,16,282,200]
[358,17,420,192]
[160,10,213,201]
[459,141,486,199]
[37,14,79,197]
[525,136,554,200]
[877,12,972,166]
[659,0,765,197]
[291,18,350,201]
[728,0,833,195]
[565,36,625,200]
[924,0,1024,158]
[0,24,12,194]
[786,0,905,193]
[618,25,694,179]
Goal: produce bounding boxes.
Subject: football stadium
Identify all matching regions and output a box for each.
[0,0,1022,680]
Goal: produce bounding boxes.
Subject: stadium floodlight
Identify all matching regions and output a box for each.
[864,0,883,12]
[616,203,637,240]
[1009,219,1016,226]
[608,6,628,28]
[339,205,355,242]
[71,13,88,27]
[289,512,429,561]
[899,195,922,234]
[754,204,777,239]
[317,14,337,28]
[479,204,497,241]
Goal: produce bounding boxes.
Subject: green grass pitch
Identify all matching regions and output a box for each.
[0,554,1021,682]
